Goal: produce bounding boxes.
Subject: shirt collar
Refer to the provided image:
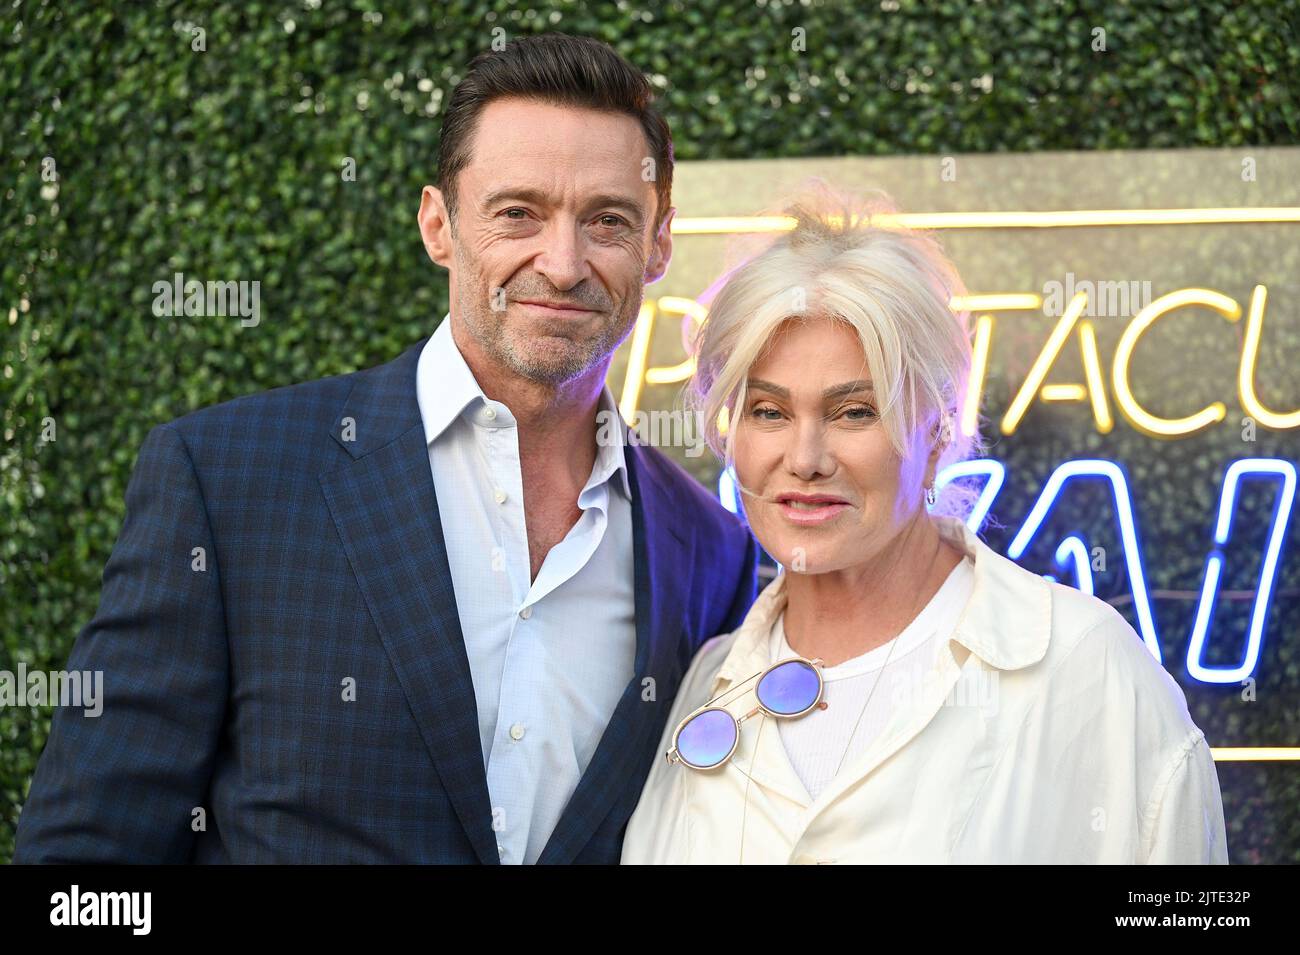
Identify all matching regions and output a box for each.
[587,387,633,502]
[416,313,632,502]
[710,515,1052,696]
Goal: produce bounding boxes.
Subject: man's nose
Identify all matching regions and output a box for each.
[532,219,592,291]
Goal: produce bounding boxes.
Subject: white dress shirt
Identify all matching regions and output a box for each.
[623,516,1228,864]
[416,314,636,865]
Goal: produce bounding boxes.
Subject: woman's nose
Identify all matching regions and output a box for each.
[786,419,835,480]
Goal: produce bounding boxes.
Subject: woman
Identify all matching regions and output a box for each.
[621,189,1228,864]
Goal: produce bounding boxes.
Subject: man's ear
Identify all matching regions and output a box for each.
[644,205,675,285]
[418,185,454,268]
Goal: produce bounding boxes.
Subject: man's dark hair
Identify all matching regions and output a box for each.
[437,32,674,237]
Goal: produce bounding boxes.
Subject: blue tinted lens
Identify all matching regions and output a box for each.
[756,660,821,715]
[676,709,738,768]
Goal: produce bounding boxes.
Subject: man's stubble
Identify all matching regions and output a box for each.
[451,242,643,387]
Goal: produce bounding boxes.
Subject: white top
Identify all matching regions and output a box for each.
[622,516,1228,864]
[416,314,637,865]
[769,556,975,801]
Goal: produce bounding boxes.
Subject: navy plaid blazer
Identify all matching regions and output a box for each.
[14,337,758,864]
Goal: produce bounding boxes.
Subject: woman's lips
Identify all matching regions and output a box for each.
[777,498,851,525]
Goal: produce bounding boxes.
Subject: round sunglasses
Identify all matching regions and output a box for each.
[666,656,826,771]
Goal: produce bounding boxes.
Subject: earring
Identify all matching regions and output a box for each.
[925,485,937,507]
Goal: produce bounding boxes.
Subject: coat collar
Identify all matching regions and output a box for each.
[710,516,1052,697]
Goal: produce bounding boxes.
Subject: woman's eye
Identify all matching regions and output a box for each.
[503,208,528,220]
[750,405,783,421]
[839,405,877,421]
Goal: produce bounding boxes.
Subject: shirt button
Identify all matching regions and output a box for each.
[519,606,532,619]
[509,723,526,741]
[494,489,507,504]
[485,407,497,420]
[497,843,505,856]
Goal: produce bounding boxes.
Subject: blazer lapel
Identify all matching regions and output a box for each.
[538,442,695,864]
[318,339,498,864]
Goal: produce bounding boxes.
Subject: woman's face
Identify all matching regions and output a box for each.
[733,317,932,575]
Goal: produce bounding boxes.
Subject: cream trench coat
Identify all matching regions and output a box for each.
[621,517,1229,864]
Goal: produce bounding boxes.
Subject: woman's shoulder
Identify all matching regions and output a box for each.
[1039,579,1198,732]
[676,629,745,704]
[964,525,1163,691]
[1044,580,1158,667]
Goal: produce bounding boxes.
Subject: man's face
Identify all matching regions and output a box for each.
[420,96,673,387]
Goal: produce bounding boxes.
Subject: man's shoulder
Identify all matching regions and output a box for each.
[168,368,354,436]
[157,342,424,461]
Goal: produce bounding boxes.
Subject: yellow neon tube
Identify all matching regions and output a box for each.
[1238,284,1300,430]
[1112,289,1241,438]
[673,208,1300,234]
[961,314,995,438]
[1078,320,1114,434]
[1001,292,1087,434]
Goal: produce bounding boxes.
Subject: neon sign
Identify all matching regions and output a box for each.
[1186,460,1296,684]
[933,457,1293,686]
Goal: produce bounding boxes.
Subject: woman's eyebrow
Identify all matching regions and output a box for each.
[822,379,873,400]
[747,377,790,398]
[747,378,874,400]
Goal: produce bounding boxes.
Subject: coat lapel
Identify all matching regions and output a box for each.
[537,442,695,863]
[318,342,696,865]
[318,339,499,864]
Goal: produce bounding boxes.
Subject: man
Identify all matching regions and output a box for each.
[15,32,757,864]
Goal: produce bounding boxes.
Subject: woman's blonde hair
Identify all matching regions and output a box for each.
[688,181,984,522]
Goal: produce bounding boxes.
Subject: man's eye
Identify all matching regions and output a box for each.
[503,208,528,220]
[597,214,627,228]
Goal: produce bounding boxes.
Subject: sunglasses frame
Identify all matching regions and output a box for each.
[666,656,825,771]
